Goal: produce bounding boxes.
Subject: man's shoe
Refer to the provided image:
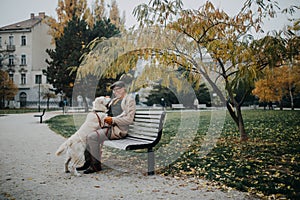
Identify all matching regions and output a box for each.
[76,149,92,171]
[83,158,102,174]
[76,162,90,171]
[83,164,102,174]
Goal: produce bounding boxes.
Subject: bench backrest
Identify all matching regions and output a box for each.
[171,104,185,109]
[127,109,166,146]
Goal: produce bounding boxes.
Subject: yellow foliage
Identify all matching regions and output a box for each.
[252,66,300,102]
[0,70,18,101]
[46,0,121,42]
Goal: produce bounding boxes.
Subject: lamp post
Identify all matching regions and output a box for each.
[38,82,41,112]
[161,97,165,110]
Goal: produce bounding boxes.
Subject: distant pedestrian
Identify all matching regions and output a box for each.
[194,98,199,110]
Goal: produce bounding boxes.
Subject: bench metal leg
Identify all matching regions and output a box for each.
[39,116,43,123]
[147,148,155,175]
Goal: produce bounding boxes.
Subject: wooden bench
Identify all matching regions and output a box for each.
[103,109,166,175]
[197,104,207,109]
[34,109,46,123]
[66,106,86,113]
[171,104,185,109]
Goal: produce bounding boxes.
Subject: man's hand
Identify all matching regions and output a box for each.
[104,116,113,125]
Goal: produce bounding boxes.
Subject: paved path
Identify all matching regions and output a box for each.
[0,112,258,200]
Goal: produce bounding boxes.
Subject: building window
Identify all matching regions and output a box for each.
[35,75,42,84]
[21,74,26,85]
[21,54,26,65]
[9,35,14,45]
[9,54,14,66]
[21,35,26,46]
[9,73,14,82]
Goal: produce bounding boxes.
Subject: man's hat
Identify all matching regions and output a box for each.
[110,81,125,89]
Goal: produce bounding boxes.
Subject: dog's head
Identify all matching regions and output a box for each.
[92,96,111,113]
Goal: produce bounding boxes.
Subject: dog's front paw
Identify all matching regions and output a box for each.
[74,171,81,177]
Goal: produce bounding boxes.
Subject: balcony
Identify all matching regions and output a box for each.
[8,65,16,72]
[6,45,16,51]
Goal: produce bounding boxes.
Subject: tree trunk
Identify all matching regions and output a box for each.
[289,89,294,110]
[226,101,238,125]
[47,97,50,110]
[236,105,248,141]
[279,100,283,110]
[226,101,248,141]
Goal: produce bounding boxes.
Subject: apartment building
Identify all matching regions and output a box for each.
[0,12,56,108]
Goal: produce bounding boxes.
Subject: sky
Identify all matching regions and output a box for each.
[0,0,299,36]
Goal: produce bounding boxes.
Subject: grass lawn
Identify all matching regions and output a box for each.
[46,109,300,199]
[0,108,61,115]
[0,108,40,114]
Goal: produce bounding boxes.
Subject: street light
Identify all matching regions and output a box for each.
[37,76,42,112]
[161,97,165,110]
[38,81,41,112]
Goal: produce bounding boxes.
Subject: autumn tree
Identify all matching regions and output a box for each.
[252,22,300,110]
[46,0,90,41]
[46,0,124,41]
[130,1,260,141]
[131,0,300,141]
[0,70,18,109]
[109,0,123,29]
[253,65,300,110]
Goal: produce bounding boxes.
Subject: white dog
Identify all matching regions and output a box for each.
[55,96,111,176]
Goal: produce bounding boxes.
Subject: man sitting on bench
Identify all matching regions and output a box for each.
[78,81,136,174]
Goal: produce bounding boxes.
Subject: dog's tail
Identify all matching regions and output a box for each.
[55,141,67,156]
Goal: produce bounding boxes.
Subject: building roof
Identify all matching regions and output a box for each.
[0,12,46,31]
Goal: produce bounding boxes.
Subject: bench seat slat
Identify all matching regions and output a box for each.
[127,133,156,141]
[129,126,159,134]
[134,114,162,119]
[104,138,153,150]
[128,131,158,138]
[129,128,159,137]
[131,121,160,129]
[134,118,161,124]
